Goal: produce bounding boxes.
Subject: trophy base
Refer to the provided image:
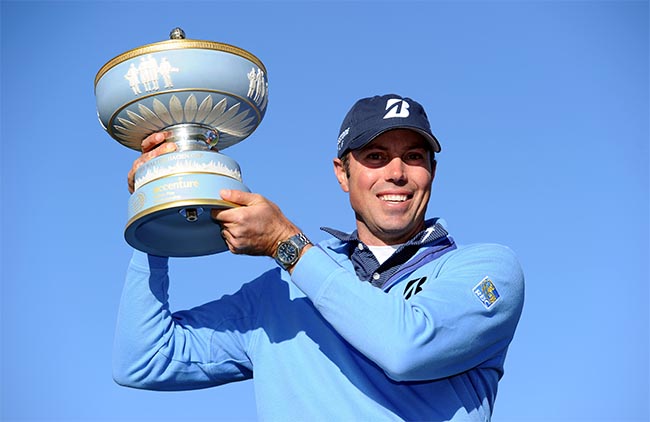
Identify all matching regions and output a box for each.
[125,199,234,257]
[126,169,249,257]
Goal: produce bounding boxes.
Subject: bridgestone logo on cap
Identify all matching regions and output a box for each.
[383,99,410,119]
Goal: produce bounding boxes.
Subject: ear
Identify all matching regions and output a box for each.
[431,159,437,183]
[333,158,350,193]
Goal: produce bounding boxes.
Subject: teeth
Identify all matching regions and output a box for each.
[380,194,408,202]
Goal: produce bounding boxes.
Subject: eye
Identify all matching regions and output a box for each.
[405,150,427,163]
[364,151,386,162]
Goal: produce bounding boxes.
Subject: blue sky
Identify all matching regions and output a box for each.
[1,1,648,421]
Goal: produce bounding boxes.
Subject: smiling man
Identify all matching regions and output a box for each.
[114,94,525,421]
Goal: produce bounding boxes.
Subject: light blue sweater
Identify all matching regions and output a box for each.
[113,234,524,421]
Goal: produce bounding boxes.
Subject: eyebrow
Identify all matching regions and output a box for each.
[361,142,429,152]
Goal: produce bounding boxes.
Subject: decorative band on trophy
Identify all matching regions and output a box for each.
[95,28,268,257]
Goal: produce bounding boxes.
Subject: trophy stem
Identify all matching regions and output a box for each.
[163,123,220,151]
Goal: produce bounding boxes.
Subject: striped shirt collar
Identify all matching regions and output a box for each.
[321,218,449,248]
[320,219,452,288]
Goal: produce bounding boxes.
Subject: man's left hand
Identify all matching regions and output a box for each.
[211,189,300,257]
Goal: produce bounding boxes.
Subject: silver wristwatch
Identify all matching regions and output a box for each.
[274,233,312,271]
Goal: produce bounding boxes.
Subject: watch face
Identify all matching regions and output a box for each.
[278,241,298,264]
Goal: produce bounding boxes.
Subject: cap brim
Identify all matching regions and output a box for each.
[409,128,441,153]
[351,126,441,154]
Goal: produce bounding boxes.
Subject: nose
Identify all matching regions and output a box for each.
[385,156,407,183]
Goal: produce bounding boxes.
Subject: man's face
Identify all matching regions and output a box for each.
[334,129,436,246]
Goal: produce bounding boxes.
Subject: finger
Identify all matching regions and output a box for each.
[219,226,230,245]
[127,142,176,193]
[220,189,259,207]
[150,141,177,158]
[137,142,176,168]
[127,160,144,194]
[218,223,244,255]
[127,169,136,194]
[210,205,241,226]
[211,208,224,221]
[141,131,171,153]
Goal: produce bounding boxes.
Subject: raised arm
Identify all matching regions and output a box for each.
[113,251,258,390]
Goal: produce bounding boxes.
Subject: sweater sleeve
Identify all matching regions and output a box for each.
[112,250,258,391]
[291,243,525,382]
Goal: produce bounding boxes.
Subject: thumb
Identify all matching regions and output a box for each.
[220,189,257,206]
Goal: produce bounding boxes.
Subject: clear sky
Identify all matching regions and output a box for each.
[1,1,648,421]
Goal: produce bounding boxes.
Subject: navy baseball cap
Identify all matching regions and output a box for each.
[336,94,441,158]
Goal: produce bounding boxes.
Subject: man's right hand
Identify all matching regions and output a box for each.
[127,131,175,193]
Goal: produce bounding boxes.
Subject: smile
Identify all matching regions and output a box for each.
[379,194,410,202]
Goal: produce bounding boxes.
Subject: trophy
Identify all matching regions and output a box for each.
[95,28,268,257]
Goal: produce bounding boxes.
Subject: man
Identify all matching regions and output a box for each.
[114,94,525,421]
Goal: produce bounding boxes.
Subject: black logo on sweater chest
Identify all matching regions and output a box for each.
[403,277,427,300]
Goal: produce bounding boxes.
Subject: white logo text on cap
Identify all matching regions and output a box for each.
[383,99,410,119]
